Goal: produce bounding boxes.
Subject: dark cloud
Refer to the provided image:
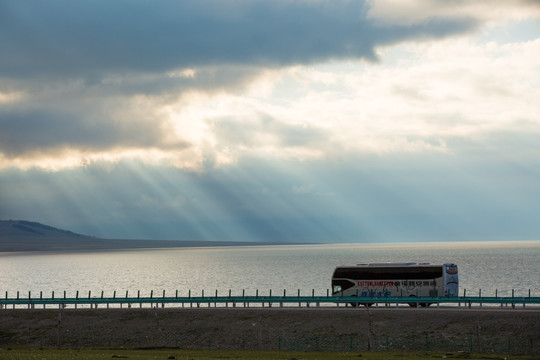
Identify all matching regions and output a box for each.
[0,0,479,159]
[0,105,186,157]
[0,0,478,79]
[0,64,263,158]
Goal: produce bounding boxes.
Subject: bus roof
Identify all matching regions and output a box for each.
[346,262,434,267]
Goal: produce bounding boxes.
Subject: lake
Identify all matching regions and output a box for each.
[1,241,539,299]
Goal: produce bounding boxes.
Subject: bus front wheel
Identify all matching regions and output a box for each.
[408,295,419,308]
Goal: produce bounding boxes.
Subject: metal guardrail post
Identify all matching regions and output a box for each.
[479,289,482,307]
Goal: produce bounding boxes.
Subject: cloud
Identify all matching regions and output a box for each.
[0,106,173,156]
[1,0,538,173]
[0,0,475,169]
[0,0,478,80]
[165,34,540,162]
[3,32,540,170]
[367,0,540,25]
[211,114,328,152]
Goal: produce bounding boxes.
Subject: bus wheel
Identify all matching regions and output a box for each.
[349,295,359,307]
[364,303,374,307]
[408,296,418,308]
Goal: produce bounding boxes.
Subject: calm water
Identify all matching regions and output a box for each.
[1,241,539,299]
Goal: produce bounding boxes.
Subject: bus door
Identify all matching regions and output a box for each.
[443,264,458,296]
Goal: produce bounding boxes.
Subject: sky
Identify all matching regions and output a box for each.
[1,0,540,243]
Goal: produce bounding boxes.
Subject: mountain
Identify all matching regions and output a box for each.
[0,220,273,252]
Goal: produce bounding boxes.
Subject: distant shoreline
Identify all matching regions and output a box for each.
[2,220,539,253]
[0,238,309,254]
[2,238,539,254]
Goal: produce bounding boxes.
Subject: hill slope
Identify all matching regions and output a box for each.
[0,220,87,240]
[0,220,268,252]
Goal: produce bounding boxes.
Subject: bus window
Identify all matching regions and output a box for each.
[331,279,356,295]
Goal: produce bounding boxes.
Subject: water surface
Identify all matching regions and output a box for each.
[1,241,538,299]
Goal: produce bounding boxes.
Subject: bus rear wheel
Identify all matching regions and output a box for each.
[348,296,372,307]
[351,302,373,307]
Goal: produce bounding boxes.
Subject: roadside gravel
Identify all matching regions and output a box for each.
[0,307,538,352]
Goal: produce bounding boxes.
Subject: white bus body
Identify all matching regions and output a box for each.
[332,263,458,303]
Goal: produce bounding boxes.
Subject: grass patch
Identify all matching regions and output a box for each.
[0,349,528,360]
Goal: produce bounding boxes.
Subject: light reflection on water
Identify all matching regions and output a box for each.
[1,241,539,298]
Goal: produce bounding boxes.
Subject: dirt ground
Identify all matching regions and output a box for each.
[0,307,538,353]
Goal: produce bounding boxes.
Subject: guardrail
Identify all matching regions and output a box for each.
[1,289,539,309]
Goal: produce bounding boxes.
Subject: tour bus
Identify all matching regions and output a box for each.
[331,262,458,306]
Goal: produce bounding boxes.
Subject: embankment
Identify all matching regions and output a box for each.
[0,308,538,353]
